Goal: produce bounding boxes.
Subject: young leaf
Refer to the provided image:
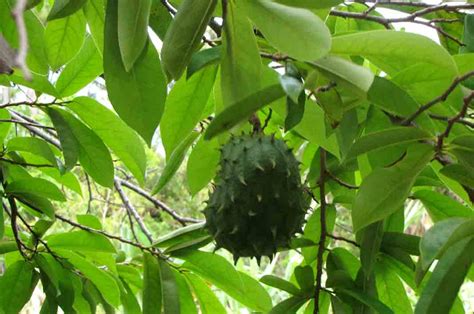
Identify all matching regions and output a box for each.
[240,0,331,61]
[6,178,66,202]
[0,261,39,314]
[205,84,285,139]
[161,0,217,80]
[55,36,103,97]
[160,66,217,157]
[50,108,114,187]
[117,0,151,71]
[345,127,432,160]
[45,231,116,253]
[159,260,180,314]
[415,237,474,314]
[174,250,272,312]
[143,253,162,314]
[48,0,87,20]
[104,0,167,144]
[413,189,473,222]
[45,10,86,70]
[7,137,58,167]
[260,275,301,295]
[69,97,147,185]
[185,273,226,314]
[152,131,199,194]
[352,144,434,232]
[186,136,220,195]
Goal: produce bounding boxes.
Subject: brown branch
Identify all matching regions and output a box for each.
[11,0,31,80]
[0,157,54,168]
[326,171,359,190]
[429,114,474,129]
[403,71,474,124]
[0,119,55,130]
[314,149,327,314]
[327,234,360,247]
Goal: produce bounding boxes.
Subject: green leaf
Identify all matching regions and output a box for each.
[120,280,141,314]
[285,93,306,131]
[274,0,342,8]
[240,0,331,61]
[175,250,272,312]
[16,194,56,218]
[152,131,199,194]
[83,0,105,54]
[439,164,474,189]
[173,269,197,314]
[153,222,207,248]
[415,237,474,314]
[414,190,473,222]
[69,97,147,185]
[352,144,434,232]
[337,288,393,314]
[7,137,58,166]
[0,207,3,239]
[419,218,474,271]
[77,214,102,230]
[302,205,336,263]
[186,136,220,195]
[46,231,116,253]
[45,10,86,71]
[294,266,314,292]
[0,261,39,314]
[0,241,17,254]
[159,260,180,314]
[104,0,167,144]
[6,178,66,202]
[187,46,221,79]
[185,273,226,314]
[117,0,152,71]
[0,109,11,144]
[269,296,307,314]
[55,35,103,97]
[50,108,114,187]
[260,275,301,295]
[205,84,285,139]
[359,221,384,276]
[149,0,172,40]
[221,0,262,107]
[381,232,420,256]
[460,14,474,53]
[375,261,413,314]
[161,0,217,80]
[310,55,374,96]
[345,127,432,160]
[56,250,121,308]
[142,253,162,314]
[160,66,217,157]
[279,75,303,104]
[48,0,87,20]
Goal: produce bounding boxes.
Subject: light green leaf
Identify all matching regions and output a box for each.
[160,66,217,157]
[269,296,307,314]
[294,266,314,292]
[186,136,220,195]
[104,0,167,144]
[161,0,217,80]
[46,231,116,253]
[57,250,121,308]
[0,109,11,144]
[159,260,180,314]
[152,131,199,194]
[221,0,262,107]
[69,97,147,185]
[185,273,226,314]
[415,237,474,314]
[205,84,285,139]
[142,252,162,314]
[302,205,336,263]
[345,127,432,160]
[419,217,474,271]
[260,275,301,295]
[45,10,86,70]
[149,0,172,40]
[187,46,221,79]
[173,269,197,314]
[77,214,102,230]
[240,0,331,61]
[381,232,420,256]
[352,144,434,232]
[153,222,207,248]
[175,250,272,312]
[359,221,384,276]
[375,260,413,314]
[83,0,105,54]
[0,241,17,254]
[118,0,152,71]
[50,108,114,187]
[6,178,66,202]
[48,0,87,20]
[275,0,342,8]
[310,55,374,96]
[0,261,38,314]
[337,288,393,314]
[7,137,58,166]
[413,189,473,222]
[56,36,103,97]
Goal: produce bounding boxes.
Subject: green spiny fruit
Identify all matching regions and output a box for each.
[203,134,309,264]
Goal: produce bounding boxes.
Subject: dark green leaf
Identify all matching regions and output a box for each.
[173,269,197,314]
[413,190,473,222]
[294,266,314,292]
[260,275,301,295]
[149,0,172,40]
[143,253,162,314]
[154,222,207,248]
[285,93,306,131]
[159,260,180,314]
[337,288,393,314]
[460,14,474,53]
[440,164,474,189]
[0,240,17,254]
[375,261,413,314]
[48,0,87,20]
[269,296,307,314]
[381,232,420,256]
[186,136,220,195]
[187,46,221,78]
[359,221,384,275]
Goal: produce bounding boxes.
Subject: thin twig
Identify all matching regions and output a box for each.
[11,0,31,80]
[429,114,474,129]
[326,171,359,190]
[327,234,360,247]
[0,157,54,168]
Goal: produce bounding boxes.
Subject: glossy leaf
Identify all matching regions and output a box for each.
[0,261,39,314]
[104,0,167,144]
[83,0,105,54]
[46,231,116,253]
[375,261,413,314]
[269,296,307,314]
[161,0,217,80]
[153,222,207,248]
[7,136,58,166]
[240,0,331,61]
[48,0,87,21]
[186,136,220,195]
[69,97,147,185]
[143,252,162,314]
[6,178,66,202]
[187,46,221,78]
[260,275,301,295]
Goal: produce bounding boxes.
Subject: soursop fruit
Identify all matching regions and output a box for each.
[203,134,309,263]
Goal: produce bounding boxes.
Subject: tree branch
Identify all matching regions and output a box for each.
[11,0,31,80]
